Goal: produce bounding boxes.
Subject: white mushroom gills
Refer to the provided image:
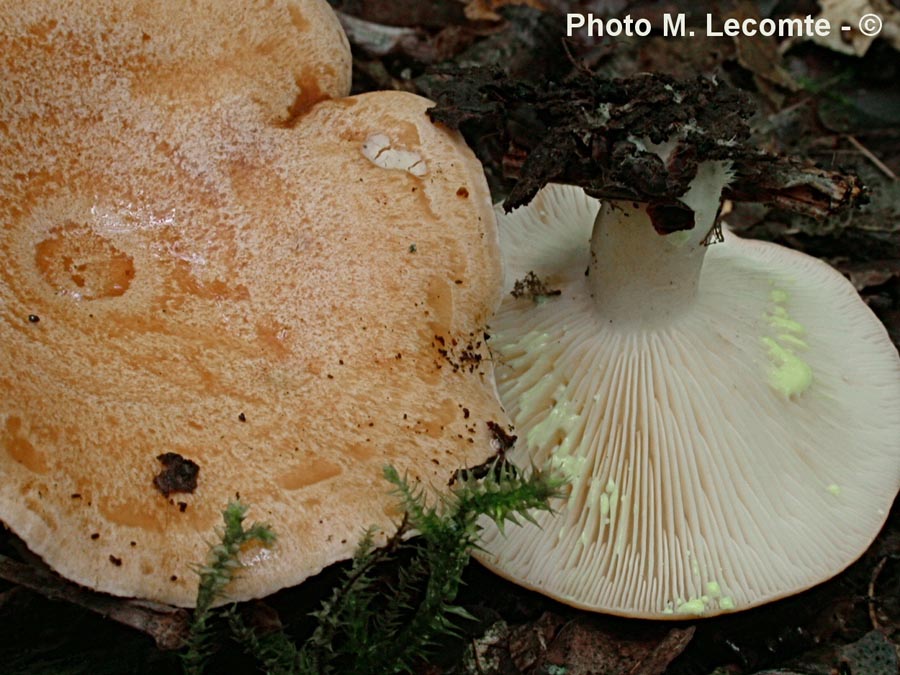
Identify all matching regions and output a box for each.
[475,171,900,618]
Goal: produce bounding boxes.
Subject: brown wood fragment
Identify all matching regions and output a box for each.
[0,553,189,650]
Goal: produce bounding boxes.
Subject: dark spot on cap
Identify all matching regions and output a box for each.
[456,187,469,198]
[153,453,200,497]
[27,314,40,323]
[238,412,246,422]
[178,502,188,513]
[109,555,122,566]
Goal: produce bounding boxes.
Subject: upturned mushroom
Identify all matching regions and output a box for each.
[475,157,900,617]
[0,0,509,606]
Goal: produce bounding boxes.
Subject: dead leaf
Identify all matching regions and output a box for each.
[333,0,467,28]
[838,259,900,292]
[729,2,798,98]
[508,612,566,672]
[336,12,424,56]
[460,620,519,675]
[532,616,694,675]
[811,0,900,56]
[337,12,477,63]
[463,0,545,22]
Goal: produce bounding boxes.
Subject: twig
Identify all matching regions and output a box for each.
[867,556,889,631]
[0,553,189,650]
[725,160,865,219]
[471,636,484,674]
[846,135,898,181]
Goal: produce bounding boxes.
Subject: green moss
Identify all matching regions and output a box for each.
[181,461,564,675]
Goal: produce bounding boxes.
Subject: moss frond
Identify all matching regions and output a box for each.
[182,460,564,675]
[180,501,275,675]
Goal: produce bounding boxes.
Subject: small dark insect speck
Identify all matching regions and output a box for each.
[27,314,40,323]
[178,502,188,513]
[171,575,178,582]
[238,412,246,422]
[109,555,122,567]
[90,533,100,540]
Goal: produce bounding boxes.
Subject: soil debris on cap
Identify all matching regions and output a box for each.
[425,69,863,218]
[153,453,200,497]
